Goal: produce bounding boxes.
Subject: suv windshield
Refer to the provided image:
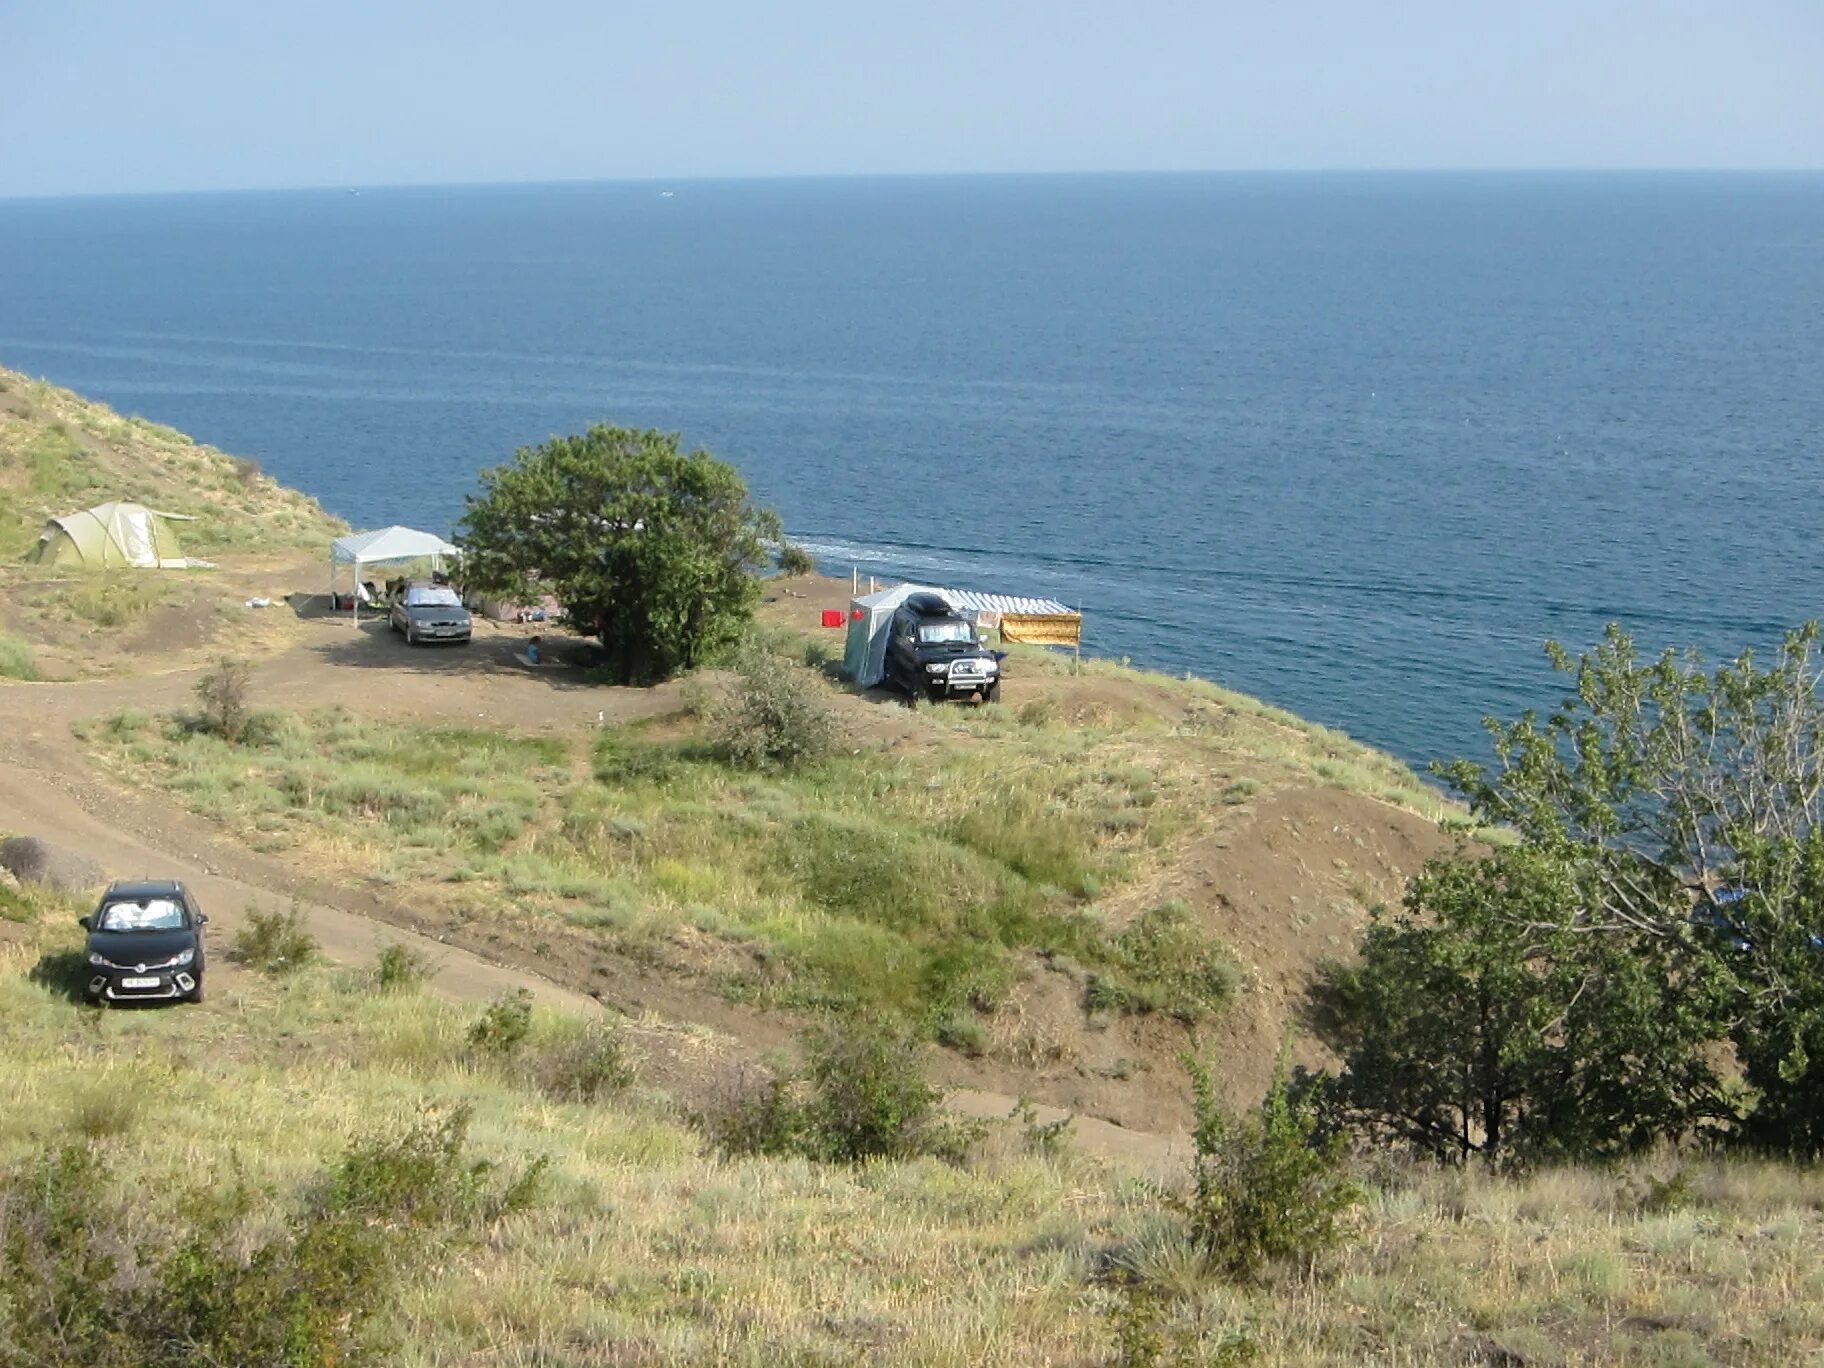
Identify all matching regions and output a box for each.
[918,621,974,644]
[96,899,186,932]
[405,586,463,608]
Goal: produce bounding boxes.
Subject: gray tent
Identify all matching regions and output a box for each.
[842,583,948,687]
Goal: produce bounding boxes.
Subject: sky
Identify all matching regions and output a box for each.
[3,0,1822,197]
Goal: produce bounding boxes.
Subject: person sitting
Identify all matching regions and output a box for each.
[526,635,542,665]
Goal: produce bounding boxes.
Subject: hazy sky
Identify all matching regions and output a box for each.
[4,1,1821,197]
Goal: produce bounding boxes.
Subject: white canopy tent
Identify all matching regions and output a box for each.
[327,526,461,620]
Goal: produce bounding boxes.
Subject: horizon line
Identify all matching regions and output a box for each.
[6,164,1824,205]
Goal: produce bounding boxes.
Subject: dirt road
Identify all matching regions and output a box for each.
[0,600,1183,1168]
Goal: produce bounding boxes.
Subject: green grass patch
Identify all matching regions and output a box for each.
[0,632,37,680]
[50,574,170,628]
[88,704,1200,1031]
[1085,900,1241,1023]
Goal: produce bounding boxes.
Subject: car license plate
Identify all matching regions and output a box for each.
[120,976,160,989]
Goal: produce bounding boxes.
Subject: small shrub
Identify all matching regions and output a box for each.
[1622,1167,1695,1215]
[1011,1098,1074,1158]
[0,632,37,681]
[715,649,841,771]
[1183,1058,1360,1282]
[0,1110,547,1368]
[776,541,816,576]
[701,1025,967,1164]
[467,988,534,1054]
[230,905,319,975]
[194,657,254,743]
[537,1020,635,1101]
[935,1013,990,1057]
[800,1022,948,1163]
[68,1089,141,1141]
[700,1068,806,1159]
[373,940,433,992]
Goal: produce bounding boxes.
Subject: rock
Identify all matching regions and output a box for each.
[0,836,105,896]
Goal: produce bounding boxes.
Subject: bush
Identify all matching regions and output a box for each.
[373,940,433,992]
[799,1022,952,1163]
[700,1067,805,1159]
[536,1020,635,1101]
[776,542,816,576]
[715,651,840,771]
[230,905,319,975]
[1183,1058,1360,1282]
[700,1024,967,1164]
[0,1108,546,1368]
[0,632,37,681]
[194,658,254,743]
[467,988,534,1054]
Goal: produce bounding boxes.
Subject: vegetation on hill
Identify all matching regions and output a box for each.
[0,365,343,559]
[460,426,780,682]
[81,666,1233,1040]
[1318,623,1824,1161]
[5,882,1824,1366]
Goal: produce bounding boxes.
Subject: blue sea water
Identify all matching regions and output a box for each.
[1,173,1820,767]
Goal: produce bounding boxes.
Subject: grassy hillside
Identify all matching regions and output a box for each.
[0,365,344,558]
[4,885,1821,1366]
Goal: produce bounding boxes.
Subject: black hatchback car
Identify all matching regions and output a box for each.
[80,880,208,1005]
[884,592,1002,705]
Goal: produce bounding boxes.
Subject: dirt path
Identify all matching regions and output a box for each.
[0,624,1182,1167]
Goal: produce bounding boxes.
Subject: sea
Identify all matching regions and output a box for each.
[2,173,1820,768]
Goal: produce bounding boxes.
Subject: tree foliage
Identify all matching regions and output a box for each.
[1323,623,1824,1160]
[459,426,780,683]
[1321,846,1733,1165]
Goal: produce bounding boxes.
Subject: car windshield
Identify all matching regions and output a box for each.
[95,898,186,932]
[918,621,974,644]
[405,586,462,608]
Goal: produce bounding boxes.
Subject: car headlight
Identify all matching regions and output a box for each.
[168,948,195,967]
[88,951,108,967]
[926,663,946,674]
[983,660,999,672]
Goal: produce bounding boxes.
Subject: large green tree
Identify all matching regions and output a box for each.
[459,427,781,683]
[1325,623,1824,1160]
[1321,846,1733,1166]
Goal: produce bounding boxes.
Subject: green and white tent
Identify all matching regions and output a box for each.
[26,502,198,569]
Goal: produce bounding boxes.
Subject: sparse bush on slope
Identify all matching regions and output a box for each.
[0,1107,544,1368]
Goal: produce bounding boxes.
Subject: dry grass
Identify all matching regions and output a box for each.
[2,888,1822,1365]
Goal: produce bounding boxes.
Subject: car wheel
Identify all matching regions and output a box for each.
[187,976,205,1004]
[983,683,1000,705]
[405,623,417,646]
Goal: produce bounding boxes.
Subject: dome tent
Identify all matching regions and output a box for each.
[27,502,198,569]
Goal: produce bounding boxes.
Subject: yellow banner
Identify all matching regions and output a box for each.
[1000,613,1081,647]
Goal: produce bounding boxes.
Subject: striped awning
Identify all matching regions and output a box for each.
[942,589,1075,617]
